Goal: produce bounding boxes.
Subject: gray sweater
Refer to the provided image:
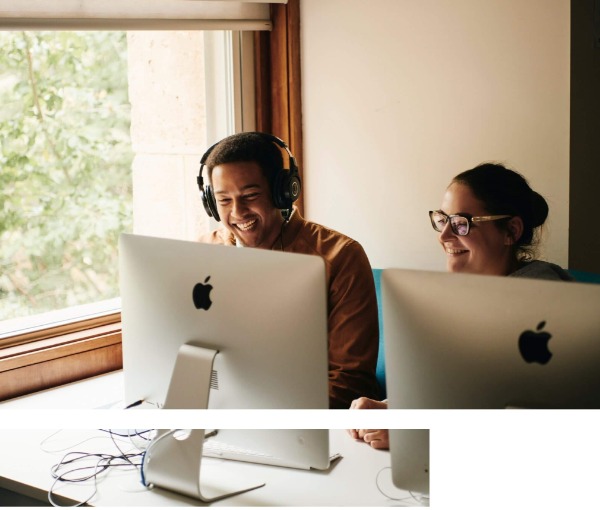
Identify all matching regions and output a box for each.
[509,260,573,281]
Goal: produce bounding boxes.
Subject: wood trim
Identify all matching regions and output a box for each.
[0,312,121,349]
[254,30,272,136]
[269,3,290,142]
[255,0,304,216]
[0,325,122,401]
[285,0,303,191]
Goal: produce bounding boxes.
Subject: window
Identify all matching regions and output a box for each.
[0,0,300,401]
[0,29,253,399]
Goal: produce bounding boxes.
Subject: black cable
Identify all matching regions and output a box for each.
[99,429,153,440]
[49,452,142,507]
[48,429,223,506]
[47,430,151,507]
[124,399,145,409]
[279,214,289,251]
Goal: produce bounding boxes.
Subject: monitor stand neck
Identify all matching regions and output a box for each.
[164,343,217,409]
[142,429,265,503]
[143,344,265,502]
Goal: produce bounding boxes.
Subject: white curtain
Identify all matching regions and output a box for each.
[0,0,288,30]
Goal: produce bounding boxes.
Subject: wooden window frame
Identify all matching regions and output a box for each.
[0,315,123,401]
[0,0,302,402]
[255,0,304,215]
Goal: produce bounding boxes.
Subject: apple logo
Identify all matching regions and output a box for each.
[518,321,552,364]
[192,276,213,310]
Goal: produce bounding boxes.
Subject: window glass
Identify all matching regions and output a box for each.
[0,31,133,323]
[0,30,245,339]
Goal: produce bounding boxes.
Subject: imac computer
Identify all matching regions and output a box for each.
[389,429,430,499]
[382,268,600,409]
[119,233,329,410]
[142,428,333,503]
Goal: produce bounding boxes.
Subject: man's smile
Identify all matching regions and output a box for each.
[234,218,257,231]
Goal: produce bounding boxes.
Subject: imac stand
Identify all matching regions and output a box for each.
[163,343,218,409]
[143,429,265,502]
[143,343,265,502]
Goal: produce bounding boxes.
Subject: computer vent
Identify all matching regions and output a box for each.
[210,370,219,390]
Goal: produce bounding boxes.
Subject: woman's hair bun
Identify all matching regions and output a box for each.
[530,190,548,228]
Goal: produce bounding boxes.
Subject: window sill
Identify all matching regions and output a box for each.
[0,370,123,409]
[0,322,122,402]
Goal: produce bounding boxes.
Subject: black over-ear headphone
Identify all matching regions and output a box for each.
[196,133,301,222]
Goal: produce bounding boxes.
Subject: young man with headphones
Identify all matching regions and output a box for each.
[197,132,380,408]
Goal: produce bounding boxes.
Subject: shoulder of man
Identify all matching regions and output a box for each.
[292,218,362,256]
[295,216,360,253]
[290,217,373,280]
[198,227,235,246]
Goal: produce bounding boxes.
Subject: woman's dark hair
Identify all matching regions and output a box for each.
[452,163,548,261]
[205,132,283,189]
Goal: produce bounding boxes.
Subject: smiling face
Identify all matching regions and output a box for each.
[211,161,284,249]
[438,182,516,276]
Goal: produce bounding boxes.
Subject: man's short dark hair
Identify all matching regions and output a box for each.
[205,132,284,188]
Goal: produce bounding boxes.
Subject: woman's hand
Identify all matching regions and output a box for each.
[349,397,388,410]
[347,398,390,449]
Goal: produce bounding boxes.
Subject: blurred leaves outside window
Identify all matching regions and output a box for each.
[0,31,133,323]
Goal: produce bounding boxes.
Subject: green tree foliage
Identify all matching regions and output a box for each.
[0,31,133,321]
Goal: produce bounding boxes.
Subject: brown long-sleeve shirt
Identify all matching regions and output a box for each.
[198,209,381,408]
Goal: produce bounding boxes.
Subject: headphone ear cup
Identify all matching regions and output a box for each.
[272,170,286,210]
[203,184,220,222]
[286,172,301,205]
[200,183,211,217]
[272,169,302,210]
[197,140,221,222]
[198,172,215,219]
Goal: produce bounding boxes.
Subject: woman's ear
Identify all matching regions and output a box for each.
[504,216,524,245]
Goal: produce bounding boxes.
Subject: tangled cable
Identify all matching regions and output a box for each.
[47,429,153,507]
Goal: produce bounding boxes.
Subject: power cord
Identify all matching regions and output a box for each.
[139,429,179,488]
[375,466,430,506]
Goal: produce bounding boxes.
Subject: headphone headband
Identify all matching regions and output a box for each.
[197,132,301,222]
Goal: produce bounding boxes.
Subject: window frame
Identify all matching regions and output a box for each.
[0,317,122,401]
[0,0,302,402]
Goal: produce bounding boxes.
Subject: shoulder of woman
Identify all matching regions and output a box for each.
[510,260,574,281]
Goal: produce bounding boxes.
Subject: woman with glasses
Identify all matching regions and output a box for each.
[429,162,572,279]
[348,163,571,450]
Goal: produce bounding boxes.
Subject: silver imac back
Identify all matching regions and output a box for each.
[383,268,600,409]
[119,233,329,409]
[142,428,331,503]
[389,429,430,498]
[202,429,331,470]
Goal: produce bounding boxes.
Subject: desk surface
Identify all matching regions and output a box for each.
[0,428,424,507]
[0,373,428,506]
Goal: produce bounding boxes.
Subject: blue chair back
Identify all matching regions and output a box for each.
[569,269,600,285]
[372,268,386,399]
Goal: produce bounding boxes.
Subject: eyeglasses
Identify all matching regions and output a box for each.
[429,210,512,236]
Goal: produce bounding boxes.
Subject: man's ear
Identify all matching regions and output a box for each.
[504,216,524,245]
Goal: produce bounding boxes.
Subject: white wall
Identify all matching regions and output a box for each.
[300,0,570,270]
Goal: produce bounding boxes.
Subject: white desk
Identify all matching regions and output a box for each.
[0,428,424,507]
[0,373,428,506]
